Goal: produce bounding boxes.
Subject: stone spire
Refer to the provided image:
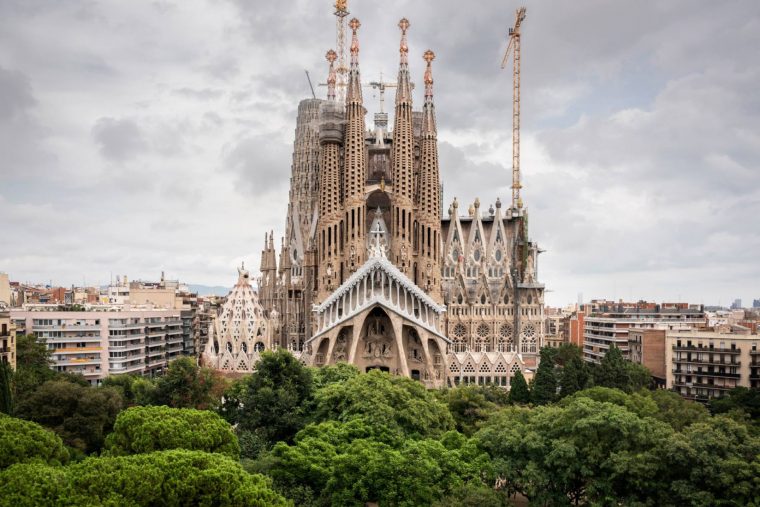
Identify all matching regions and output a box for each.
[342,17,367,276]
[395,18,412,104]
[326,49,337,101]
[391,18,415,275]
[317,47,345,302]
[419,50,442,302]
[346,18,363,104]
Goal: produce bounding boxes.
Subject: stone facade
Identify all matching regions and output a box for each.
[258,16,546,387]
[202,265,274,373]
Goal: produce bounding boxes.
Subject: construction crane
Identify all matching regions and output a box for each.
[501,6,527,210]
[367,73,397,114]
[334,0,350,103]
[304,70,316,99]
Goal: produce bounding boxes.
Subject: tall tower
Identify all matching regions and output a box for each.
[342,18,367,275]
[317,49,345,301]
[418,50,442,303]
[390,18,415,276]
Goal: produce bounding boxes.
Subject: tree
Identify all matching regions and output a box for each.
[0,450,289,507]
[238,349,313,445]
[709,387,760,420]
[562,386,658,420]
[153,357,226,410]
[531,350,557,405]
[101,374,157,406]
[0,415,69,469]
[558,354,590,398]
[266,418,492,507]
[13,335,55,400]
[655,416,760,506]
[648,389,709,431]
[476,397,674,505]
[508,370,530,404]
[444,386,498,436]
[15,380,123,454]
[312,369,454,440]
[593,344,631,392]
[310,362,359,390]
[104,406,239,458]
[626,361,652,391]
[0,361,13,415]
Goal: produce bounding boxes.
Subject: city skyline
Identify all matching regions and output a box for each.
[1,0,758,307]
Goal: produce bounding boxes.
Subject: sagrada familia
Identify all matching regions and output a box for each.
[204,13,546,388]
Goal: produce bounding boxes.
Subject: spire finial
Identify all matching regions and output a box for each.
[398,18,410,65]
[349,18,360,66]
[326,49,337,101]
[423,49,435,98]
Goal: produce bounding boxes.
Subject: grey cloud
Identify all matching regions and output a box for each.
[222,134,291,196]
[172,87,224,101]
[91,117,146,161]
[1,0,758,305]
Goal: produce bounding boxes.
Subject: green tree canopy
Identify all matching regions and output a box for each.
[13,334,55,399]
[238,349,313,445]
[310,362,359,390]
[0,361,13,415]
[709,386,760,420]
[476,397,674,505]
[558,353,590,398]
[15,380,123,454]
[593,344,632,392]
[101,374,157,407]
[153,357,226,410]
[443,386,498,436]
[561,386,658,420]
[312,369,454,439]
[266,418,492,507]
[0,450,289,507]
[531,349,557,405]
[508,370,530,404]
[654,416,760,505]
[648,388,709,431]
[0,415,69,469]
[104,406,239,458]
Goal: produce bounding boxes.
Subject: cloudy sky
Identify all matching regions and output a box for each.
[1,0,758,307]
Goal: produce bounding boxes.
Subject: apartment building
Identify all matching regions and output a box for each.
[0,310,16,369]
[583,305,705,363]
[628,328,666,385]
[13,306,182,384]
[666,328,758,401]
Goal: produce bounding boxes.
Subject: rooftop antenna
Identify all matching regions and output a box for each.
[304,70,317,99]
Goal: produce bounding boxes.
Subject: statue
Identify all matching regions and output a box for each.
[349,245,357,272]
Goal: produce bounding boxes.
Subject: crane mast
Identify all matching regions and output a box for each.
[502,7,526,210]
[334,0,350,103]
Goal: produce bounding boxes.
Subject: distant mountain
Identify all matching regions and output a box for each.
[187,284,232,297]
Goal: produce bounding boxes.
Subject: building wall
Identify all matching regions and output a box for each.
[11,308,182,384]
[0,311,16,369]
[584,311,705,364]
[628,328,666,382]
[666,330,758,401]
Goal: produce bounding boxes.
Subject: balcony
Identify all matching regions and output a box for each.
[673,345,741,354]
[672,369,741,379]
[109,322,144,330]
[673,381,735,390]
[674,358,741,366]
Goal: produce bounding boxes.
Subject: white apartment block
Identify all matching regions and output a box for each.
[12,306,183,384]
[584,308,706,363]
[667,329,758,401]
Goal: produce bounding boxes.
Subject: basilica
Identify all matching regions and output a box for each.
[204,15,546,388]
